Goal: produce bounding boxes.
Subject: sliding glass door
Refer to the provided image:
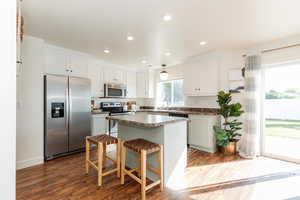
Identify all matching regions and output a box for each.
[262,62,300,163]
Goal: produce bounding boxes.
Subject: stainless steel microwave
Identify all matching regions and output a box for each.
[104,83,127,98]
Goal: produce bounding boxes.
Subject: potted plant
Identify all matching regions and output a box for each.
[213,91,244,155]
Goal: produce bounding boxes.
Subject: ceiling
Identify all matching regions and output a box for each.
[22,0,300,68]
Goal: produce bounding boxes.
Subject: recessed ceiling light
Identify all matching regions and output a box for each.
[104,49,110,54]
[164,52,171,56]
[200,41,207,46]
[141,60,147,64]
[163,14,172,21]
[127,36,134,41]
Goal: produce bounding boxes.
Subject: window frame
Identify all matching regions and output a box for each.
[157,79,184,107]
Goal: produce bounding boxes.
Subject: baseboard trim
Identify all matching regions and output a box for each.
[189,145,216,153]
[17,156,44,170]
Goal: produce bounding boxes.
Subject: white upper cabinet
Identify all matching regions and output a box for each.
[45,44,68,75]
[88,59,104,97]
[126,71,136,98]
[183,52,220,96]
[103,68,125,84]
[136,71,146,98]
[68,51,88,78]
[45,44,88,78]
[136,69,154,98]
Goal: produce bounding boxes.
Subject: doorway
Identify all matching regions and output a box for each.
[262,61,300,163]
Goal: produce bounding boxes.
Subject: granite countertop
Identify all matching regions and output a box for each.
[134,109,218,115]
[106,113,189,128]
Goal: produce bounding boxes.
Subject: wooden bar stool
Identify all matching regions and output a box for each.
[121,138,163,200]
[85,134,121,186]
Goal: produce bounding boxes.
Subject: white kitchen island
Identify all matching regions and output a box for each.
[106,113,188,188]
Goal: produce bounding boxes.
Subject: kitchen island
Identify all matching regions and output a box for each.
[106,113,188,188]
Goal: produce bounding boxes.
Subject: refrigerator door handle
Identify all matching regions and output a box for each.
[69,88,72,123]
[65,85,69,142]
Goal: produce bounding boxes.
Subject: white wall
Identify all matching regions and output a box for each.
[0,0,16,199]
[16,36,44,169]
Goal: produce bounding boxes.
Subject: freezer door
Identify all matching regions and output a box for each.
[45,75,68,159]
[68,76,91,151]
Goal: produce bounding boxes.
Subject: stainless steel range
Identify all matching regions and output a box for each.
[100,102,133,137]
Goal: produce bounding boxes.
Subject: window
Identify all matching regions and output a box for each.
[157,79,184,106]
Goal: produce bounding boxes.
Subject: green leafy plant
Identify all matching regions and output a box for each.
[213,91,244,147]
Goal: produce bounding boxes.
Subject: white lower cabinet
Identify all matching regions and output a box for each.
[188,114,220,153]
[91,114,108,136]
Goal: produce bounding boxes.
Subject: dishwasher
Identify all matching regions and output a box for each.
[168,113,189,147]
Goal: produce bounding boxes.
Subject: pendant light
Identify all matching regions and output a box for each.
[160,64,168,80]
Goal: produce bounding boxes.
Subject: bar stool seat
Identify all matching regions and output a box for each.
[87,134,118,145]
[85,134,121,186]
[123,138,160,153]
[121,138,164,200]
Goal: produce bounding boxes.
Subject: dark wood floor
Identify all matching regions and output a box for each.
[17,148,300,200]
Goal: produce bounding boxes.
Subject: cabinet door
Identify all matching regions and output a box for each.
[113,69,124,84]
[68,51,88,78]
[136,71,147,98]
[183,53,219,96]
[45,44,68,75]
[103,68,124,84]
[92,114,108,136]
[103,68,112,83]
[196,58,219,95]
[189,115,217,152]
[88,59,104,97]
[126,71,136,98]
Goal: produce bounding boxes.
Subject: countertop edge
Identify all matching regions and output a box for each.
[106,116,189,128]
[133,109,218,115]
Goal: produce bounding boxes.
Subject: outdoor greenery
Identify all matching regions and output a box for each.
[213,91,244,147]
[266,89,300,99]
[265,119,300,139]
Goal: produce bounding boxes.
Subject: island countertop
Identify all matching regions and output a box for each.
[106,113,189,128]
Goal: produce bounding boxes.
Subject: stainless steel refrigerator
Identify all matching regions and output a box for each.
[44,74,91,161]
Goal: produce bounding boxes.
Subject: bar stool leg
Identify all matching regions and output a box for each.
[158,145,164,191]
[103,143,106,168]
[121,142,126,184]
[140,150,147,200]
[85,139,90,174]
[117,139,121,178]
[137,154,141,178]
[98,142,103,186]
